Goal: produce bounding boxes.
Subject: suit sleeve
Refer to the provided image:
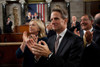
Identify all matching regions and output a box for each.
[9,21,12,26]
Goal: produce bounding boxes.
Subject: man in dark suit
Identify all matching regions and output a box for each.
[80,41,100,67]
[5,17,13,33]
[46,22,56,38]
[74,14,94,40]
[80,30,100,67]
[69,16,81,32]
[33,12,39,19]
[27,7,84,67]
[93,13,100,47]
[80,14,94,38]
[25,12,32,25]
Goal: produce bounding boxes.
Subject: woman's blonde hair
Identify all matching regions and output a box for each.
[30,19,47,38]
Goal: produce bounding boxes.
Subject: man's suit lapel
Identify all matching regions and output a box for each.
[49,35,56,52]
[56,30,72,55]
[80,30,84,38]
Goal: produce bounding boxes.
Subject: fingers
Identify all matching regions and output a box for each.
[23,31,28,42]
[85,31,93,43]
[74,28,80,36]
[31,48,42,55]
[39,40,47,46]
[74,28,77,32]
[27,39,44,51]
[23,31,27,38]
[29,34,38,42]
[32,43,44,51]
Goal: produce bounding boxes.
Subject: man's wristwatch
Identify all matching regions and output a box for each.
[48,52,53,59]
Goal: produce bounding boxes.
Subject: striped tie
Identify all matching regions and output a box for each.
[55,35,61,53]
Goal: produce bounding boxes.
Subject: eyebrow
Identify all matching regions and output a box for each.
[50,17,60,21]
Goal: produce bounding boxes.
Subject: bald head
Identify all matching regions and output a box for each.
[95,13,100,20]
[72,16,77,22]
[94,13,100,26]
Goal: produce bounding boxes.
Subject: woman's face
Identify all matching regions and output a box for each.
[29,21,40,34]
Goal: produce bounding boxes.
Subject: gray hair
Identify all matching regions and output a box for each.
[83,14,94,21]
[51,7,68,19]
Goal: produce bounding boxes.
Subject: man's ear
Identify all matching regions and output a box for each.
[91,20,94,25]
[64,18,68,24]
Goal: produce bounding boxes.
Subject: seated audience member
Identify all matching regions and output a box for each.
[26,7,84,67]
[78,14,100,67]
[5,17,13,33]
[69,16,81,32]
[93,13,100,47]
[25,12,32,25]
[16,19,47,67]
[33,12,39,19]
[46,22,56,38]
[74,14,94,46]
[80,30,100,67]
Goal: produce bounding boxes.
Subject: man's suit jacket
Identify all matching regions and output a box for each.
[69,21,81,32]
[79,28,94,39]
[5,21,13,33]
[79,30,84,38]
[25,16,32,23]
[80,42,100,67]
[33,16,39,19]
[38,30,84,67]
[93,25,100,46]
[47,30,56,38]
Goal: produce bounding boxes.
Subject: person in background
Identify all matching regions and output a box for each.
[5,17,13,33]
[46,22,56,38]
[69,16,81,32]
[25,12,32,25]
[33,12,39,19]
[80,30,100,67]
[80,13,100,67]
[93,13,100,47]
[26,7,84,67]
[74,14,94,46]
[16,19,47,67]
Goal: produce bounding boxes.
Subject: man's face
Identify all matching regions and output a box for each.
[8,18,10,21]
[80,15,93,30]
[28,12,31,16]
[72,16,76,22]
[50,12,66,32]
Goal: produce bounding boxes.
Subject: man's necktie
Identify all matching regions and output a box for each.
[55,35,61,54]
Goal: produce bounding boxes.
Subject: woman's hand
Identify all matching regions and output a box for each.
[20,31,28,52]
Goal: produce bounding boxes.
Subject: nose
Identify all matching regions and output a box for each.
[29,25,32,30]
[80,20,85,24]
[51,19,55,24]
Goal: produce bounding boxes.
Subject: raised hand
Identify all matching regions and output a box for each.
[26,37,41,60]
[85,30,93,44]
[29,34,38,43]
[20,31,28,52]
[23,31,28,42]
[29,40,51,57]
[74,28,80,36]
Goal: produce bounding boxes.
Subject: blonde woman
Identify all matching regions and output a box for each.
[16,19,47,67]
